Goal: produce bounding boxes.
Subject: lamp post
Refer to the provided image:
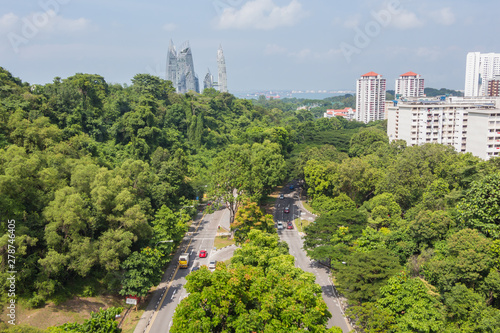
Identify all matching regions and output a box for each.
[155,240,174,247]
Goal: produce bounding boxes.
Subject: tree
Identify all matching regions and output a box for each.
[119,247,163,297]
[310,193,356,215]
[303,209,368,263]
[423,229,494,292]
[334,248,402,303]
[334,156,383,205]
[349,127,388,157]
[303,159,337,199]
[171,230,340,333]
[457,172,500,239]
[408,210,455,248]
[377,272,446,332]
[231,199,275,244]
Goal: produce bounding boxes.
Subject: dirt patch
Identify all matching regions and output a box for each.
[4,295,124,329]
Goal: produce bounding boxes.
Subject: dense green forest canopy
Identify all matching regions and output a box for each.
[1,66,500,332]
[0,67,370,311]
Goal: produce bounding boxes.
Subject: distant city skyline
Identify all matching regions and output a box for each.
[1,1,499,92]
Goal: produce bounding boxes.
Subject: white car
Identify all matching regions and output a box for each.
[208,260,217,271]
[277,221,284,230]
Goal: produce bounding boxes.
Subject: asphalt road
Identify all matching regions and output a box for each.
[276,183,351,333]
[135,206,236,333]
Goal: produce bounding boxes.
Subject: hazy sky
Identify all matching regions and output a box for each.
[1,0,499,92]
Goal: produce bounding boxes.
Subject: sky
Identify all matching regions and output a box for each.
[1,0,499,92]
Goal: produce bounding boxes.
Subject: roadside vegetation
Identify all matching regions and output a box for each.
[1,66,499,332]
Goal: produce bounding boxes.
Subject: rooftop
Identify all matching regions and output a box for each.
[361,71,380,77]
[400,71,419,77]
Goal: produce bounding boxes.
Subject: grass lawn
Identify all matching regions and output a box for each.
[214,235,235,249]
[296,218,312,233]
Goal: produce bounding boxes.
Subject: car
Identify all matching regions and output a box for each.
[284,207,290,213]
[279,193,284,200]
[208,260,217,270]
[199,250,207,258]
[191,262,200,272]
[290,185,294,190]
[287,222,293,229]
[277,221,284,230]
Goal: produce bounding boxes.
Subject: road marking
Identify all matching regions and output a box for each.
[145,212,206,333]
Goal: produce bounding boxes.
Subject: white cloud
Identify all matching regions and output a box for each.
[162,23,177,32]
[0,13,19,31]
[264,43,287,55]
[429,7,455,26]
[415,47,443,61]
[391,9,424,29]
[215,0,307,30]
[340,14,362,29]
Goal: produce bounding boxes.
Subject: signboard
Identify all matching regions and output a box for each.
[126,297,138,305]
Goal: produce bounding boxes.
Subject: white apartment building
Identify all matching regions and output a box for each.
[465,52,500,97]
[395,71,424,98]
[356,72,386,123]
[467,109,500,159]
[387,97,500,159]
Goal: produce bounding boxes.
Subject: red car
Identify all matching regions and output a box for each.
[199,250,207,258]
[284,207,290,213]
[287,222,293,230]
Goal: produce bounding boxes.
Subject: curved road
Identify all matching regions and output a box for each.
[276,182,351,333]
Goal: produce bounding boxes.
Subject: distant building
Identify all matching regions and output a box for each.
[204,69,213,91]
[167,40,199,93]
[395,71,424,98]
[465,52,500,97]
[356,72,386,123]
[324,107,355,120]
[217,45,228,93]
[202,45,228,93]
[487,75,500,97]
[387,96,500,159]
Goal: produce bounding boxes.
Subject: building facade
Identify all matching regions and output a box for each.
[356,72,386,123]
[395,71,424,98]
[465,52,500,97]
[387,96,500,159]
[167,40,199,94]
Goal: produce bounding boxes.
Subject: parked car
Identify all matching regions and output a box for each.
[199,250,207,258]
[284,207,290,213]
[208,260,217,271]
[287,222,293,229]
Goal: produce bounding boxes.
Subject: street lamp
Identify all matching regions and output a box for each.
[155,240,174,247]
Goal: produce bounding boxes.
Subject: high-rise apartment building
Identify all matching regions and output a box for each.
[465,52,500,97]
[387,96,500,159]
[395,71,424,98]
[356,72,386,123]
